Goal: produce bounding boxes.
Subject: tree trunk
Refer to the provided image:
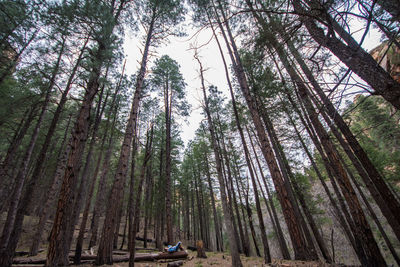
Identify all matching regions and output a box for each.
[164,76,174,245]
[213,0,310,260]
[281,91,358,256]
[95,12,155,266]
[292,0,400,109]
[45,42,105,267]
[287,38,400,240]
[29,114,72,256]
[0,39,65,267]
[195,54,243,267]
[0,106,37,211]
[143,158,153,249]
[247,136,291,260]
[74,75,122,263]
[129,126,153,267]
[203,152,223,252]
[295,79,386,265]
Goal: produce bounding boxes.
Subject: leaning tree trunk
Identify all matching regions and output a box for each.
[286,38,400,240]
[0,106,37,212]
[291,0,400,109]
[246,136,291,260]
[0,40,65,267]
[74,76,122,263]
[196,54,243,267]
[212,0,311,260]
[295,80,386,266]
[129,127,153,267]
[96,13,155,265]
[203,151,223,252]
[29,114,72,256]
[45,47,105,267]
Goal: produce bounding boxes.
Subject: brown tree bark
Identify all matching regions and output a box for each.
[88,113,118,249]
[220,116,270,262]
[280,90,358,256]
[246,135,291,260]
[95,11,155,265]
[286,39,400,239]
[0,105,37,212]
[203,150,223,252]
[0,39,66,267]
[46,48,104,267]
[292,0,400,109]
[215,131,242,254]
[28,38,89,234]
[195,54,243,267]
[74,67,123,263]
[250,4,384,262]
[29,114,73,256]
[128,126,153,267]
[212,0,311,260]
[143,157,154,249]
[252,100,330,261]
[295,81,386,265]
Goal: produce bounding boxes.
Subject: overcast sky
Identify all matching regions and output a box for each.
[122,12,381,147]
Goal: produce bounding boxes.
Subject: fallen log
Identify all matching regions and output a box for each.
[135,236,154,243]
[14,251,188,264]
[14,249,44,256]
[74,251,189,263]
[187,245,197,251]
[13,258,46,264]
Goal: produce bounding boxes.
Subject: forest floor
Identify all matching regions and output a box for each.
[5,214,337,267]
[67,251,330,267]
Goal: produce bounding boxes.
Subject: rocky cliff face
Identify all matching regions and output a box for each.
[370,41,400,82]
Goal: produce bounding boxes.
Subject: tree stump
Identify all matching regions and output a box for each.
[196,240,207,258]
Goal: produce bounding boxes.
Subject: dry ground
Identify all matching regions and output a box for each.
[68,251,331,267]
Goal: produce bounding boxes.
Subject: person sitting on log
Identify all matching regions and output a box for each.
[164,241,184,253]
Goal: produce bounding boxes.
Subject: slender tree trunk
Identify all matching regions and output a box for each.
[247,136,291,260]
[254,5,385,261]
[204,152,223,252]
[291,0,400,109]
[129,127,153,267]
[216,134,242,254]
[295,81,386,265]
[45,43,106,267]
[222,119,270,262]
[0,39,65,266]
[214,121,247,255]
[143,158,153,249]
[212,0,310,259]
[120,205,129,250]
[280,91,358,255]
[88,113,118,249]
[74,88,120,263]
[0,106,37,212]
[164,77,174,245]
[29,114,72,256]
[95,13,155,265]
[195,54,242,266]
[287,38,400,239]
[193,165,206,244]
[241,175,261,257]
[62,80,108,266]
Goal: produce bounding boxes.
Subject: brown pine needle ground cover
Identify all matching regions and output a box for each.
[67,251,335,267]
